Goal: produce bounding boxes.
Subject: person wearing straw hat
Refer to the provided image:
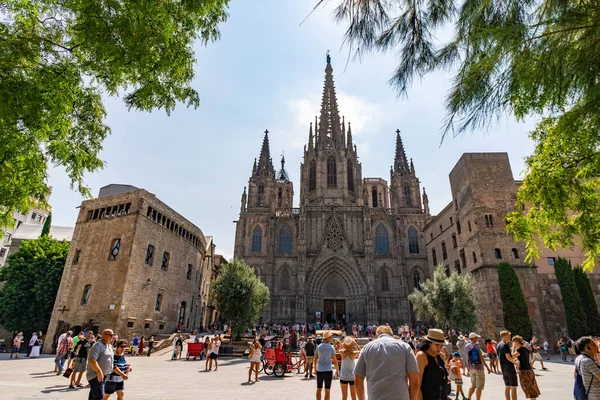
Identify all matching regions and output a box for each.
[354,325,419,400]
[416,329,450,400]
[339,337,360,400]
[314,331,340,400]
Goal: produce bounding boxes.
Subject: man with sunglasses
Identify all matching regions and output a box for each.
[87,329,115,400]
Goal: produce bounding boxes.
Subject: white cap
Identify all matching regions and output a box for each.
[469,332,481,339]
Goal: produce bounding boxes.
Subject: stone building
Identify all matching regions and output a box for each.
[1,207,51,267]
[45,184,216,352]
[425,153,600,341]
[233,57,429,326]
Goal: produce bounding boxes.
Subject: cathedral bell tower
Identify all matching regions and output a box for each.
[247,130,277,209]
[300,54,363,206]
[390,130,422,210]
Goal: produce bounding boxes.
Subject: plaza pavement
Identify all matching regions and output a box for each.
[0,348,573,399]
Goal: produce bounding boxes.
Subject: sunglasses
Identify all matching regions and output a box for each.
[118,345,127,348]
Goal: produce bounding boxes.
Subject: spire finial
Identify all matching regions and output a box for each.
[393,129,410,175]
[254,129,275,177]
[326,50,331,66]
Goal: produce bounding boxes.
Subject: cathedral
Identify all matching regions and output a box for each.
[233,56,430,326]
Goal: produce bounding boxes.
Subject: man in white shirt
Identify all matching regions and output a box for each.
[209,336,221,371]
[543,340,549,360]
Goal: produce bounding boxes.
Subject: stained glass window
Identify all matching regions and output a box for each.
[309,160,316,191]
[408,226,419,253]
[279,224,293,254]
[327,156,337,187]
[252,225,262,252]
[375,224,390,255]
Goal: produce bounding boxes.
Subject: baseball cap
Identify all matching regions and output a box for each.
[469,332,481,339]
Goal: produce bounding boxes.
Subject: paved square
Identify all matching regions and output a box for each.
[0,349,572,399]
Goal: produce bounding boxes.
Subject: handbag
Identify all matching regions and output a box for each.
[62,367,74,378]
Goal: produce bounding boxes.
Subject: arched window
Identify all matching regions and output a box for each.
[81,284,92,305]
[145,245,154,266]
[512,248,520,259]
[452,233,458,248]
[347,160,354,192]
[278,188,283,207]
[432,249,437,265]
[280,267,290,291]
[178,301,186,324]
[381,268,390,292]
[408,226,419,253]
[441,242,448,260]
[404,182,412,206]
[413,270,422,290]
[186,264,192,280]
[472,251,477,263]
[327,156,337,187]
[494,248,502,259]
[161,252,169,271]
[372,187,378,208]
[251,225,262,252]
[278,224,293,254]
[155,294,162,311]
[257,183,265,206]
[309,159,316,191]
[375,224,390,255]
[108,238,121,261]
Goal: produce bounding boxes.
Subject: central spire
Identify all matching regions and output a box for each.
[394,129,410,175]
[255,129,275,178]
[317,53,343,149]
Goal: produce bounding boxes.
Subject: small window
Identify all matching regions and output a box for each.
[450,217,453,225]
[31,212,37,220]
[81,284,92,305]
[127,321,134,328]
[186,264,192,280]
[432,249,437,265]
[0,248,6,257]
[512,248,519,259]
[155,294,162,311]
[413,270,422,290]
[73,250,81,265]
[372,187,378,208]
[36,215,42,222]
[472,251,477,263]
[468,221,472,232]
[439,224,443,234]
[485,214,494,227]
[456,220,461,234]
[146,245,154,266]
[494,248,502,259]
[159,324,165,330]
[4,232,11,242]
[441,242,448,260]
[452,234,458,248]
[161,252,169,271]
[454,260,461,274]
[430,233,433,240]
[548,257,556,266]
[144,323,150,329]
[108,238,121,260]
[381,269,390,292]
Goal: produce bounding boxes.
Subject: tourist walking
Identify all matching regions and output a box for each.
[138,336,145,356]
[313,331,340,400]
[27,331,37,357]
[529,337,547,370]
[248,339,262,383]
[497,330,518,400]
[339,337,360,400]
[416,328,450,400]
[30,331,42,358]
[70,331,93,388]
[450,352,466,400]
[55,331,73,374]
[456,335,469,376]
[147,336,154,357]
[11,332,23,359]
[568,336,576,362]
[208,336,221,371]
[574,336,600,400]
[558,337,568,361]
[131,334,139,356]
[353,325,419,400]
[542,339,549,361]
[87,329,115,400]
[486,339,499,373]
[512,335,540,400]
[305,336,316,378]
[104,339,131,399]
[465,332,491,400]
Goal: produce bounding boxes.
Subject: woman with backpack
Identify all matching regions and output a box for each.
[574,336,600,400]
[512,335,540,400]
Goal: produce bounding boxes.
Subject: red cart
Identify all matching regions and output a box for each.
[264,348,287,377]
[186,342,205,360]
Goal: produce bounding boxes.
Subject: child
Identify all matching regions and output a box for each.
[451,352,466,400]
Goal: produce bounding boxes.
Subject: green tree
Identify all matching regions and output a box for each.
[0,1,230,228]
[497,262,533,340]
[0,236,70,333]
[408,265,477,332]
[327,0,600,269]
[554,257,588,338]
[41,213,52,237]
[573,266,600,335]
[210,259,270,340]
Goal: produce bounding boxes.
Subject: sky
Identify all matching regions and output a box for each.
[47,0,537,261]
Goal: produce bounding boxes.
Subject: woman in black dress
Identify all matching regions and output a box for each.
[416,328,450,400]
[512,336,540,400]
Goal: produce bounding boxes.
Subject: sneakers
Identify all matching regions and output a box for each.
[56,370,63,376]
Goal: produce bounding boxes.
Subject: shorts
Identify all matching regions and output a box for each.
[305,356,314,363]
[502,371,519,387]
[317,371,333,389]
[73,357,87,373]
[454,378,463,385]
[470,369,485,390]
[532,352,542,361]
[488,353,497,360]
[210,352,218,360]
[104,380,124,394]
[12,346,20,353]
[340,379,355,385]
[88,377,105,400]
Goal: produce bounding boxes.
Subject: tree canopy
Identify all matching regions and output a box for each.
[497,262,533,341]
[210,259,270,340]
[408,265,477,332]
[327,0,600,270]
[0,0,229,229]
[0,236,70,333]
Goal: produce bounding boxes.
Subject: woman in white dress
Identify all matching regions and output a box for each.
[248,339,262,383]
[30,332,42,358]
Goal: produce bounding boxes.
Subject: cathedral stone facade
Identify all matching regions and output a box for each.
[234,58,429,326]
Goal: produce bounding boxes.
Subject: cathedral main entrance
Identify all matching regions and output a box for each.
[324,299,346,325]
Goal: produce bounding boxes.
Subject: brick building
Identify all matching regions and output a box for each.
[425,153,600,341]
[44,184,219,352]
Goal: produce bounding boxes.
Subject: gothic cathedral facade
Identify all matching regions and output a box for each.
[234,58,430,326]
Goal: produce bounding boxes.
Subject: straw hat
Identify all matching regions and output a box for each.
[424,329,446,344]
[322,331,334,340]
[342,337,353,348]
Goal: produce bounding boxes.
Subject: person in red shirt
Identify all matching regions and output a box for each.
[486,339,499,373]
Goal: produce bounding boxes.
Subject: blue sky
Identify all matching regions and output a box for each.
[48,0,536,260]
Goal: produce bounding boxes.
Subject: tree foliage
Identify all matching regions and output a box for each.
[554,257,588,338]
[497,262,533,341]
[327,0,600,269]
[210,259,270,340]
[0,0,229,229]
[573,266,600,335]
[0,236,69,333]
[408,265,477,332]
[41,212,52,237]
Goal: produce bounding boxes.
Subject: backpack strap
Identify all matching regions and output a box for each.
[577,355,596,396]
